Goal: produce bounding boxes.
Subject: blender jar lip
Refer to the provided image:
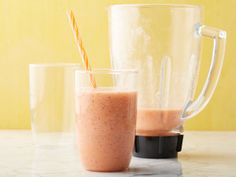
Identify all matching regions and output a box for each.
[109,3,202,9]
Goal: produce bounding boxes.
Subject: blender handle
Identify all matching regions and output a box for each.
[182,25,227,120]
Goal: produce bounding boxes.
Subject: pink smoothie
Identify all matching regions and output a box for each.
[136,108,182,136]
[76,90,137,172]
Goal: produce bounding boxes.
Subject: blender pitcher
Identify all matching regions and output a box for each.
[109,4,226,158]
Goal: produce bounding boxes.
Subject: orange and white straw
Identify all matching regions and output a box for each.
[67,10,96,88]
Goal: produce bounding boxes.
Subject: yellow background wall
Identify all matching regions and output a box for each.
[0,0,235,130]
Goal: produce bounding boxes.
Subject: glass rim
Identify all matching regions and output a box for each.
[109,3,202,9]
[75,68,138,74]
[29,63,80,68]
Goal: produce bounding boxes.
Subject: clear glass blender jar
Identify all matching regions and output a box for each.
[109,4,226,158]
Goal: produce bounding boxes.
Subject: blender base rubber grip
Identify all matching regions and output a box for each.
[133,134,184,158]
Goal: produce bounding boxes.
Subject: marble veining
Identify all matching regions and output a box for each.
[0,131,236,177]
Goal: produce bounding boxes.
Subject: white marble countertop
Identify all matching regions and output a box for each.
[0,131,236,177]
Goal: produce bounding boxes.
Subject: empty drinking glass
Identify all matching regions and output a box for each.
[29,63,80,148]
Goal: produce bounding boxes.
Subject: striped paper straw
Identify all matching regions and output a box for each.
[67,10,96,88]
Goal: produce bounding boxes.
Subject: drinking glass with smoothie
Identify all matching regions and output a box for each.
[75,69,138,172]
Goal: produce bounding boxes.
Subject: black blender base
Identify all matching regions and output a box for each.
[133,134,184,159]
